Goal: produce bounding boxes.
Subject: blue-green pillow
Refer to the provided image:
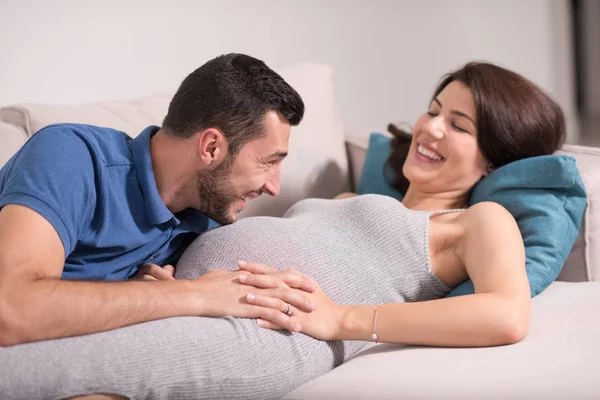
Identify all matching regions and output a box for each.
[357,133,404,199]
[357,132,587,298]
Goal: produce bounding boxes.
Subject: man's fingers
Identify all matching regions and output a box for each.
[140,263,175,281]
[237,303,299,332]
[132,264,157,281]
[261,288,317,313]
[163,264,175,277]
[254,307,301,333]
[256,318,283,330]
[246,293,289,313]
[237,261,278,274]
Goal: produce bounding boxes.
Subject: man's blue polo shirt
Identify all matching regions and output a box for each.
[0,123,219,280]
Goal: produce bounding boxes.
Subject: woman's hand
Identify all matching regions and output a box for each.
[239,261,346,340]
[237,260,317,293]
[258,284,345,341]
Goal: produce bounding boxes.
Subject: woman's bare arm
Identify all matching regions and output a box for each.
[335,201,530,347]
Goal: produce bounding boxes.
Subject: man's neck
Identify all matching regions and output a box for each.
[150,130,196,214]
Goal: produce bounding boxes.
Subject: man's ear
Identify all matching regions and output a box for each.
[197,128,227,166]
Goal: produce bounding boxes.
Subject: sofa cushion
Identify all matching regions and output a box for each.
[451,154,587,297]
[0,63,349,218]
[356,132,403,199]
[558,144,600,282]
[0,95,170,139]
[0,122,28,168]
[284,281,600,400]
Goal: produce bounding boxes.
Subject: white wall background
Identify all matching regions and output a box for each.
[0,0,579,142]
[580,0,600,114]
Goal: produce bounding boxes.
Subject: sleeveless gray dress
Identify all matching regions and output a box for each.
[0,195,453,400]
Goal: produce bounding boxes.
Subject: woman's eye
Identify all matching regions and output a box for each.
[452,123,468,133]
[426,111,438,117]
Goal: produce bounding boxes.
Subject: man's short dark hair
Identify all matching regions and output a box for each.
[162,53,305,155]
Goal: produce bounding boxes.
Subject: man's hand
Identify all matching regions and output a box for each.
[189,262,318,333]
[132,263,175,281]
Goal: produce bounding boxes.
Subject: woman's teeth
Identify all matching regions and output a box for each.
[417,144,443,161]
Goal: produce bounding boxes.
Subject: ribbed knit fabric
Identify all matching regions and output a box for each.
[0,194,452,400]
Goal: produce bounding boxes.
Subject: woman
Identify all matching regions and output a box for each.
[234,61,565,347]
[0,62,565,400]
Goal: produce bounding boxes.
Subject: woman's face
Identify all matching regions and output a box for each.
[402,80,489,196]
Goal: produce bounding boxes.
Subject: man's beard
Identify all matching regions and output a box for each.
[195,157,240,225]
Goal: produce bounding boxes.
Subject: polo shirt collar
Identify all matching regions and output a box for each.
[131,126,175,226]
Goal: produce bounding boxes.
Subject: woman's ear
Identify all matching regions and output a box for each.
[483,163,495,176]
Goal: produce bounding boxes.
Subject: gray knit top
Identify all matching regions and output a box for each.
[177,193,452,304]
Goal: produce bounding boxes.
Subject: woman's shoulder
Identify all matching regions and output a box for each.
[457,202,525,271]
[462,201,519,233]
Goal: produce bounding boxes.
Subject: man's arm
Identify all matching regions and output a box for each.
[0,205,315,346]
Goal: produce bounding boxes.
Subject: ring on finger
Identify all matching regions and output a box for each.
[283,302,292,316]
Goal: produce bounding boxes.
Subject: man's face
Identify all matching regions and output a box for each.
[196,111,290,224]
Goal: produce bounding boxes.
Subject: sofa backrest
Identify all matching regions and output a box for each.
[0,122,28,167]
[0,63,350,219]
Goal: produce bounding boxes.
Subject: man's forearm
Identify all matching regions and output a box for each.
[0,278,197,346]
[1,265,319,346]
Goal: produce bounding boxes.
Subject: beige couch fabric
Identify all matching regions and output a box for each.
[0,122,28,167]
[0,95,170,139]
[285,281,600,400]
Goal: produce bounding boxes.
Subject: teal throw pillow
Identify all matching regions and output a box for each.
[357,132,587,298]
[357,133,403,200]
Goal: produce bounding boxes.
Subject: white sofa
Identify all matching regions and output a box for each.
[1,64,600,399]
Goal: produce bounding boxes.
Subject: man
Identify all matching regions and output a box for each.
[0,53,317,346]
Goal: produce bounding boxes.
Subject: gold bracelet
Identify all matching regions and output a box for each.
[371,303,384,343]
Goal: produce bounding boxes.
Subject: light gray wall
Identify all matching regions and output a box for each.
[0,0,578,141]
[580,0,600,115]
